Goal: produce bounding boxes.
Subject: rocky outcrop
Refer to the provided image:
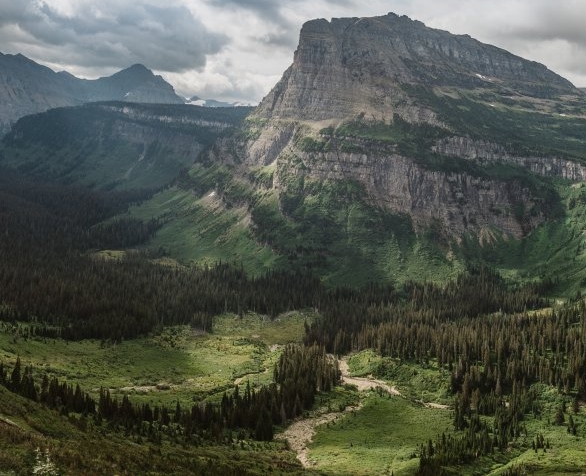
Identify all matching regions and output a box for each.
[433,136,586,181]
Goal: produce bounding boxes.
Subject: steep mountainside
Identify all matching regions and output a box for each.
[0,53,184,134]
[257,13,577,122]
[143,13,586,286]
[211,14,582,244]
[0,102,251,191]
[236,13,585,237]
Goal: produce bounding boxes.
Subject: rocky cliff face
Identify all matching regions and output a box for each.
[0,54,184,135]
[224,13,585,240]
[286,141,541,238]
[433,137,586,181]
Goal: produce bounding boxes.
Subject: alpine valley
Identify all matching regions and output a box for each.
[1,12,586,476]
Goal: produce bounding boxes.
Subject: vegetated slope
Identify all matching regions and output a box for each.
[0,385,305,475]
[126,13,586,289]
[0,102,251,191]
[0,53,185,134]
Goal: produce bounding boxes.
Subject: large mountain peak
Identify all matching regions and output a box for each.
[92,63,182,104]
[108,63,154,82]
[222,13,586,251]
[256,13,578,123]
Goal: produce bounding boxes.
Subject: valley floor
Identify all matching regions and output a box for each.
[1,312,586,475]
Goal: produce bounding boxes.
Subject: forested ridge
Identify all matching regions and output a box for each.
[0,168,321,340]
[305,268,586,473]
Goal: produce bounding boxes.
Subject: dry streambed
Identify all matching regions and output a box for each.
[338,359,402,396]
[277,356,448,468]
[278,403,362,467]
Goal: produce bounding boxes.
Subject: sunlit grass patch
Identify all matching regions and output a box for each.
[309,393,454,475]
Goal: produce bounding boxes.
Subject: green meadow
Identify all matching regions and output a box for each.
[309,393,454,475]
[0,312,309,408]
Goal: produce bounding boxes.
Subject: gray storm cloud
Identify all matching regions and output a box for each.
[0,0,228,72]
[495,2,586,78]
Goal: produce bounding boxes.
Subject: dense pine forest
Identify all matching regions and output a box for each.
[1,165,586,474]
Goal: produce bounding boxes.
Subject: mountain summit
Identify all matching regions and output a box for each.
[259,13,578,122]
[87,63,182,104]
[0,54,184,133]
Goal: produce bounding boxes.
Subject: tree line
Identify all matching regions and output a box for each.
[0,343,339,445]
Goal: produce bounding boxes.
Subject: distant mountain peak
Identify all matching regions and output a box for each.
[0,53,185,134]
[106,63,159,84]
[128,63,150,71]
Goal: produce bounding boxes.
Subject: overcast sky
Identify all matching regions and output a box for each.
[1,0,586,103]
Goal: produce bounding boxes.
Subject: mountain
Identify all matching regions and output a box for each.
[242,13,584,237]
[85,64,184,104]
[0,102,251,191]
[259,14,578,122]
[0,53,184,134]
[125,13,586,287]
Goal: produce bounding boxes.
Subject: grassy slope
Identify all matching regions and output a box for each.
[2,315,586,474]
[307,350,456,474]
[0,386,303,475]
[0,312,309,409]
[0,103,251,191]
[0,313,312,474]
[125,186,281,274]
[460,180,586,297]
[0,139,193,191]
[309,393,454,475]
[125,164,465,287]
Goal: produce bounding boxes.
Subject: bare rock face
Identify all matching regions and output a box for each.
[433,137,586,181]
[256,13,576,123]
[226,13,583,240]
[293,145,541,237]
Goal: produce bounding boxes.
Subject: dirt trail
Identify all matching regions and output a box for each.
[419,401,449,410]
[339,358,449,410]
